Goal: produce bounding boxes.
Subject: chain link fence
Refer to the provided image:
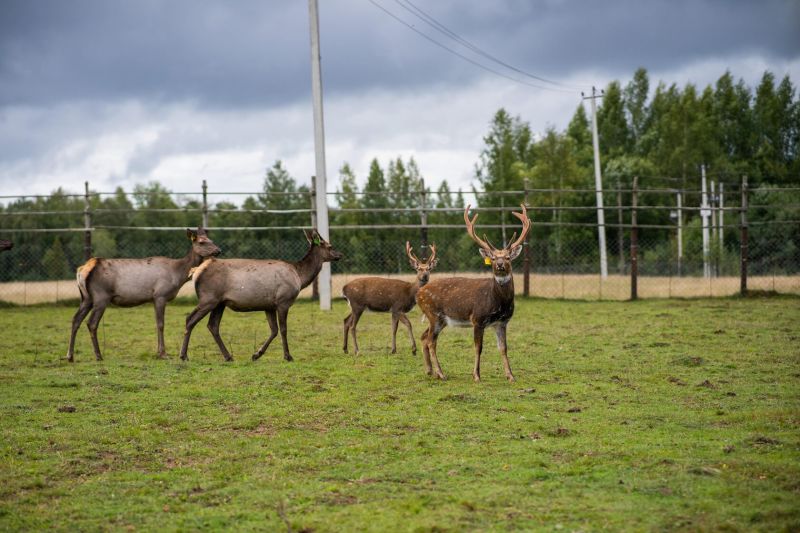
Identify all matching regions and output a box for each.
[1,181,798,304]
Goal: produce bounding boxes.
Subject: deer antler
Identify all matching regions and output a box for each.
[464,205,495,252]
[427,243,437,264]
[406,241,421,264]
[506,204,531,251]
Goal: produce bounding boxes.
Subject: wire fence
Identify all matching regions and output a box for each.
[0,178,798,304]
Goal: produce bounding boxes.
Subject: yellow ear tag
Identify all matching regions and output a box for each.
[484,257,492,266]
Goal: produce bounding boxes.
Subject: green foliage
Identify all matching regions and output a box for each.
[0,298,798,530]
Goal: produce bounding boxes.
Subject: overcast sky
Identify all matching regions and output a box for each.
[1,0,798,201]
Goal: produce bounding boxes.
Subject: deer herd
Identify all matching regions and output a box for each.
[65,205,531,382]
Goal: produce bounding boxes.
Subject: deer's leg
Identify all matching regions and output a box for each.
[277,305,293,362]
[153,297,168,359]
[253,310,279,361]
[421,327,433,375]
[472,325,484,383]
[495,323,515,382]
[427,321,446,380]
[390,312,400,354]
[207,303,232,362]
[342,313,352,354]
[67,297,93,362]
[180,300,217,361]
[397,313,416,355]
[350,308,364,356]
[86,297,110,361]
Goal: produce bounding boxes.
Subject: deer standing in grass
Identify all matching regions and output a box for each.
[417,204,531,382]
[342,242,438,356]
[180,229,342,362]
[66,228,221,362]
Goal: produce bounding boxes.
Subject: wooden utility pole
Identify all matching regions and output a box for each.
[582,87,608,278]
[308,0,331,310]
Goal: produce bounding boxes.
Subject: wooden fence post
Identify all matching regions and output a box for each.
[311,176,319,300]
[83,181,92,261]
[419,178,428,253]
[523,178,531,297]
[202,179,209,229]
[630,176,638,300]
[740,175,748,296]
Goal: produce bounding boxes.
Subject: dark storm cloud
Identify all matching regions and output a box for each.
[1,0,797,111]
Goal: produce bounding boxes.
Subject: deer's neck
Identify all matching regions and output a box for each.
[492,273,515,302]
[177,248,203,278]
[293,247,324,289]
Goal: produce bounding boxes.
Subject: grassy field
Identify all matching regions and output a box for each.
[0,296,798,531]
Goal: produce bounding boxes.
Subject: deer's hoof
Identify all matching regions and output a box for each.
[506,375,516,383]
[473,373,481,383]
[411,348,417,356]
[391,348,397,355]
[67,357,74,363]
[95,355,103,362]
[157,353,168,360]
[284,354,294,362]
[223,356,233,363]
[251,352,261,361]
[180,355,188,361]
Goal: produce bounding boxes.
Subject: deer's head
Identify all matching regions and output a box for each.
[304,229,343,262]
[406,241,438,286]
[464,204,531,285]
[187,227,221,258]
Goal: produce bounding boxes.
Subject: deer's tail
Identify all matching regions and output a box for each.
[76,258,98,302]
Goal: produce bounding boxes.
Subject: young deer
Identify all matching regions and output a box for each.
[342,242,438,356]
[417,204,531,382]
[180,229,342,362]
[66,228,221,362]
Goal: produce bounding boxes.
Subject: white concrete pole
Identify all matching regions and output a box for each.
[676,191,683,274]
[308,0,331,310]
[701,165,711,278]
[584,87,608,278]
[718,183,724,261]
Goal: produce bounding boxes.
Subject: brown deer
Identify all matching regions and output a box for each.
[66,228,221,362]
[342,242,438,356]
[417,204,531,382]
[180,229,342,362]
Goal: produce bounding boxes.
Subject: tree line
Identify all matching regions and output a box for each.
[0,68,797,281]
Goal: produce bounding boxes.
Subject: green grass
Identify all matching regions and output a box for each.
[1,297,799,532]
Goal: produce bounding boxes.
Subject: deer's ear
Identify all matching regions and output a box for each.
[187,229,197,241]
[479,248,493,260]
[428,258,439,269]
[508,245,523,261]
[303,229,313,244]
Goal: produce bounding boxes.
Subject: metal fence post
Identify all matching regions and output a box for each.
[419,178,428,252]
[740,175,748,296]
[311,176,319,300]
[202,179,209,229]
[630,176,638,300]
[523,178,530,297]
[83,181,92,261]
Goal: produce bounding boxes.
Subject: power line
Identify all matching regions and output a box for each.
[367,0,577,94]
[394,0,587,91]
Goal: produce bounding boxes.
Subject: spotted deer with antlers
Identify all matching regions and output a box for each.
[416,204,531,382]
[342,242,438,355]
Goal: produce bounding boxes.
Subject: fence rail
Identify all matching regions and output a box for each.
[1,176,798,304]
